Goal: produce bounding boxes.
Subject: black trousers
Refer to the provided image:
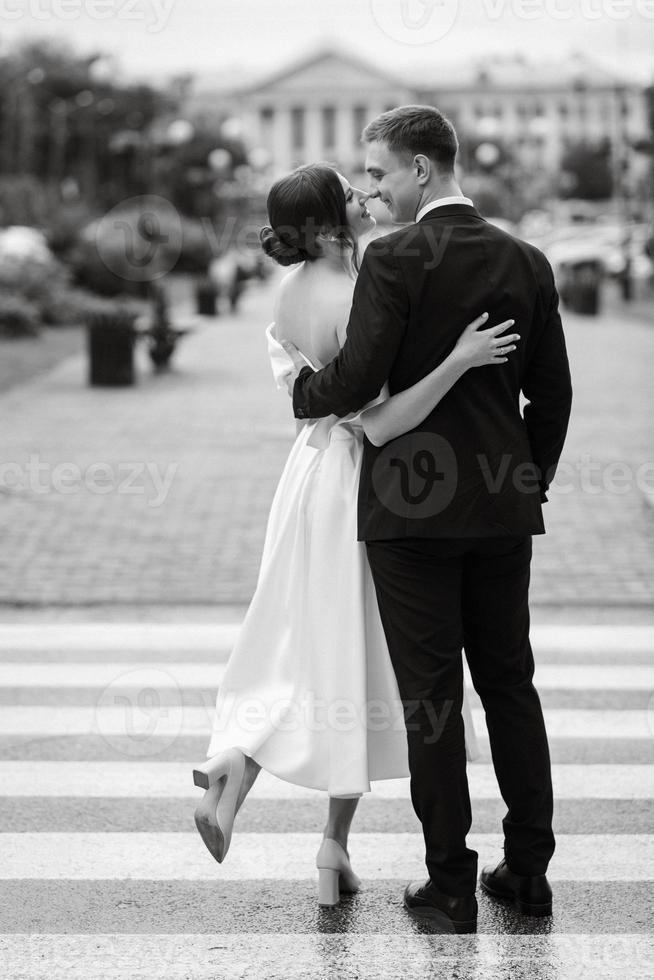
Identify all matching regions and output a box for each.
[365,535,555,897]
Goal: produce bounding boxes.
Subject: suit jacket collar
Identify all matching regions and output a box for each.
[417,203,484,222]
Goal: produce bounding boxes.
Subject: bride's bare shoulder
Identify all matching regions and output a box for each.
[276,264,351,321]
[274,266,304,317]
[307,265,354,316]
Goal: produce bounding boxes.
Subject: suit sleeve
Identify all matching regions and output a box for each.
[292,238,410,419]
[522,257,573,502]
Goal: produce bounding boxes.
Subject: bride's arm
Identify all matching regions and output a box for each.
[361,314,519,447]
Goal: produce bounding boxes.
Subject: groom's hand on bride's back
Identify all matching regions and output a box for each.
[280,340,312,396]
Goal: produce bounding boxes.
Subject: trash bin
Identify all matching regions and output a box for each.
[86,306,137,386]
[562,259,602,316]
[196,279,218,316]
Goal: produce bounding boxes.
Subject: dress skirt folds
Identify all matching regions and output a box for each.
[205,325,479,796]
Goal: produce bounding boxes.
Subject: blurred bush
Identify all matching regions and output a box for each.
[0,251,69,311]
[67,236,141,298]
[83,295,142,329]
[0,291,41,337]
[42,286,106,326]
[46,201,99,259]
[70,207,213,296]
[560,140,613,201]
[0,226,104,327]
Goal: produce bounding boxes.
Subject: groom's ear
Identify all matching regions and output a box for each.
[414,154,431,186]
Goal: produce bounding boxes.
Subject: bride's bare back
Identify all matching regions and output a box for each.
[273,262,354,369]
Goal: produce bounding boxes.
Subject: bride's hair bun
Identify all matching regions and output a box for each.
[259,225,306,267]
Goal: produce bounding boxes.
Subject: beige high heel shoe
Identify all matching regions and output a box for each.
[316,838,361,907]
[192,748,246,863]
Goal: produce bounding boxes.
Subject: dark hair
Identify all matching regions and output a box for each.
[259,164,359,271]
[362,105,458,174]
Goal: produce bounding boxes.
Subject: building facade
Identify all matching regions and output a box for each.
[185,48,650,182]
[188,50,412,176]
[416,55,648,176]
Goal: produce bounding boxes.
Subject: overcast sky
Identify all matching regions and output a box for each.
[1,0,652,84]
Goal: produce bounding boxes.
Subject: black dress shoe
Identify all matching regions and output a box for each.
[403,880,477,934]
[480,858,552,917]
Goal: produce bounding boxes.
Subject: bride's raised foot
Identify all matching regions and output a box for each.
[316,838,361,907]
[192,747,245,790]
[192,748,246,863]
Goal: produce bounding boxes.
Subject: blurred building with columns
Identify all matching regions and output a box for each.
[184,48,649,183]
[187,50,412,175]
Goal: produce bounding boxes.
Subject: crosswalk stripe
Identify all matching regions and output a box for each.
[1,619,651,963]
[1,762,651,800]
[8,646,651,667]
[0,663,229,688]
[5,795,650,836]
[0,661,651,690]
[0,706,649,738]
[0,623,241,652]
[3,879,652,933]
[0,934,651,979]
[2,832,652,880]
[3,734,648,764]
[0,622,652,655]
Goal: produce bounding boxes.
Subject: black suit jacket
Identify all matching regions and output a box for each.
[293,205,573,541]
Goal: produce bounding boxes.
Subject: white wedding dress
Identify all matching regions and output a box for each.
[205,323,479,796]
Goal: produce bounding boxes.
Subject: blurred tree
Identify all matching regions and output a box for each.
[0,39,176,208]
[154,123,249,218]
[632,84,654,203]
[458,131,537,221]
[559,139,613,200]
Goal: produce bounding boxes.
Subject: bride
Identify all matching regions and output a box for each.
[191,164,519,906]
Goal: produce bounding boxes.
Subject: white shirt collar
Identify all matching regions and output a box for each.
[416,196,474,223]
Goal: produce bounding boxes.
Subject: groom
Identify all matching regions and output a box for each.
[290,105,572,932]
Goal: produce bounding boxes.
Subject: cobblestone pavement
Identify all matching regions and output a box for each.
[0,273,652,607]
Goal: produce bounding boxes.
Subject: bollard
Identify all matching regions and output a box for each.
[196,279,218,316]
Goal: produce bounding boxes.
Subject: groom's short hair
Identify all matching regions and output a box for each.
[362,105,458,174]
